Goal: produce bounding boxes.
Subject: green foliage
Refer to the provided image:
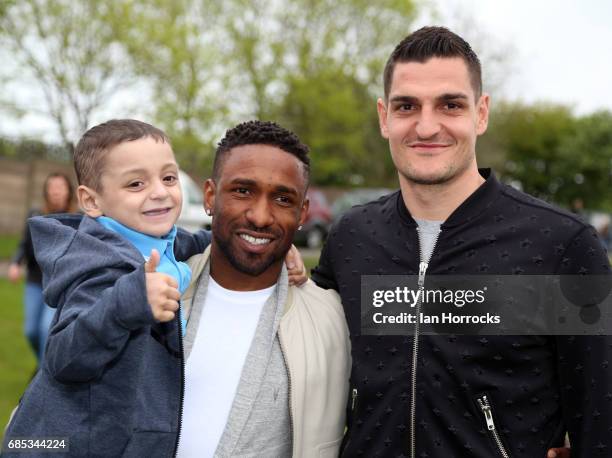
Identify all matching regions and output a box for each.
[0,0,132,148]
[109,0,224,175]
[0,136,70,162]
[555,111,612,209]
[0,235,20,260]
[108,0,416,183]
[271,69,394,186]
[482,102,612,210]
[1,0,418,183]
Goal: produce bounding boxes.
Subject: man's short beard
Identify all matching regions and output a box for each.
[213,230,284,277]
[397,153,474,186]
[402,169,455,185]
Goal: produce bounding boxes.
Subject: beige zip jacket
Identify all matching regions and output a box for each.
[181,248,351,458]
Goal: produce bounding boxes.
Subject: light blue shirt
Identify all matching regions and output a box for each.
[97,216,191,333]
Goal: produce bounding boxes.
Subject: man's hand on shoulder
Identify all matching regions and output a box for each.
[144,249,180,322]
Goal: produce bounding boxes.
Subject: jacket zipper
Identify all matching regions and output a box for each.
[477,395,510,458]
[278,330,295,456]
[173,306,185,457]
[410,226,441,458]
[351,388,358,411]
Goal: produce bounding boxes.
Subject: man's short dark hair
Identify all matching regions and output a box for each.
[213,120,310,184]
[383,26,482,100]
[74,119,170,191]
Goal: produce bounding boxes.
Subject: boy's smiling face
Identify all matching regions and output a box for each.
[78,137,182,237]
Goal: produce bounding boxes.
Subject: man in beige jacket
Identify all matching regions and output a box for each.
[178,120,350,458]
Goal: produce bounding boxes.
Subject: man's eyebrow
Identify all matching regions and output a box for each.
[389,95,419,105]
[229,178,299,196]
[274,184,299,196]
[229,178,257,187]
[388,93,469,104]
[437,93,469,102]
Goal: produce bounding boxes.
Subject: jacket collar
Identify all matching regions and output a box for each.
[96,216,178,261]
[182,247,293,321]
[397,168,501,228]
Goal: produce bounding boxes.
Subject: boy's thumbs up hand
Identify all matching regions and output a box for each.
[145,249,161,273]
[144,249,180,323]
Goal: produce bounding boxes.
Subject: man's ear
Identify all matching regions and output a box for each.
[203,178,216,215]
[77,185,103,217]
[377,97,390,139]
[298,196,310,226]
[476,93,490,136]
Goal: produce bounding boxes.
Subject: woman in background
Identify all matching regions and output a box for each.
[8,172,75,364]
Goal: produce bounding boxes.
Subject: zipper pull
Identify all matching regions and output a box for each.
[418,262,428,287]
[351,388,358,410]
[477,396,495,430]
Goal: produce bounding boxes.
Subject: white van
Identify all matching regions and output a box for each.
[177,170,212,232]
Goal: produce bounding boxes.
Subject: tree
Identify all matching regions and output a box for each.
[109,0,227,175]
[271,68,393,186]
[482,103,612,210]
[218,0,417,185]
[484,102,576,198]
[555,110,612,210]
[220,0,417,118]
[0,0,132,150]
[112,0,417,181]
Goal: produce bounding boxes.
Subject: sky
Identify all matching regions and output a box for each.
[2,0,612,143]
[416,0,612,114]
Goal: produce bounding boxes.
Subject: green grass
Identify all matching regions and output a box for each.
[304,255,319,273]
[0,279,36,441]
[0,235,19,260]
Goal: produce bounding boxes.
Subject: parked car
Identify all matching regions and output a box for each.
[293,188,333,248]
[331,188,394,222]
[177,170,212,232]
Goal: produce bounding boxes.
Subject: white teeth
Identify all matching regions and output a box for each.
[240,234,271,245]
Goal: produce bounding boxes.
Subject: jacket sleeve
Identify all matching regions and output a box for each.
[45,263,155,383]
[311,221,339,291]
[174,227,211,262]
[553,225,612,455]
[10,210,36,265]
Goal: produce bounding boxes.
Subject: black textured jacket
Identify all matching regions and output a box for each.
[312,169,611,458]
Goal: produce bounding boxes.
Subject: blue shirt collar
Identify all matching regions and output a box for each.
[96,216,177,260]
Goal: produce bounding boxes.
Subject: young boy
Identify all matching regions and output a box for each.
[2,119,303,457]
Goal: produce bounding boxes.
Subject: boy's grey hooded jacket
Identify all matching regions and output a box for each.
[3,214,210,457]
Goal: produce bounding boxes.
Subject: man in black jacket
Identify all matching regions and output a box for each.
[312,26,610,458]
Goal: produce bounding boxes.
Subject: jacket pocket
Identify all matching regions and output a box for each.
[476,394,512,458]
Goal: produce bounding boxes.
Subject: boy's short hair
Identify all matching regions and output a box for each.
[74,119,170,191]
[213,120,310,184]
[383,26,482,100]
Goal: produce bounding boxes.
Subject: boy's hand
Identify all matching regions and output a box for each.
[144,249,180,322]
[286,245,308,286]
[8,263,22,283]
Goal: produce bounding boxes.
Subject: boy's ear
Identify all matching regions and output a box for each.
[203,178,216,215]
[77,185,103,217]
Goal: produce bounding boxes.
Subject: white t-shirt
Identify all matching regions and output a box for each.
[177,278,276,458]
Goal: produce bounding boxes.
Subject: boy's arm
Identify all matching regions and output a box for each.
[174,227,211,261]
[45,264,155,383]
